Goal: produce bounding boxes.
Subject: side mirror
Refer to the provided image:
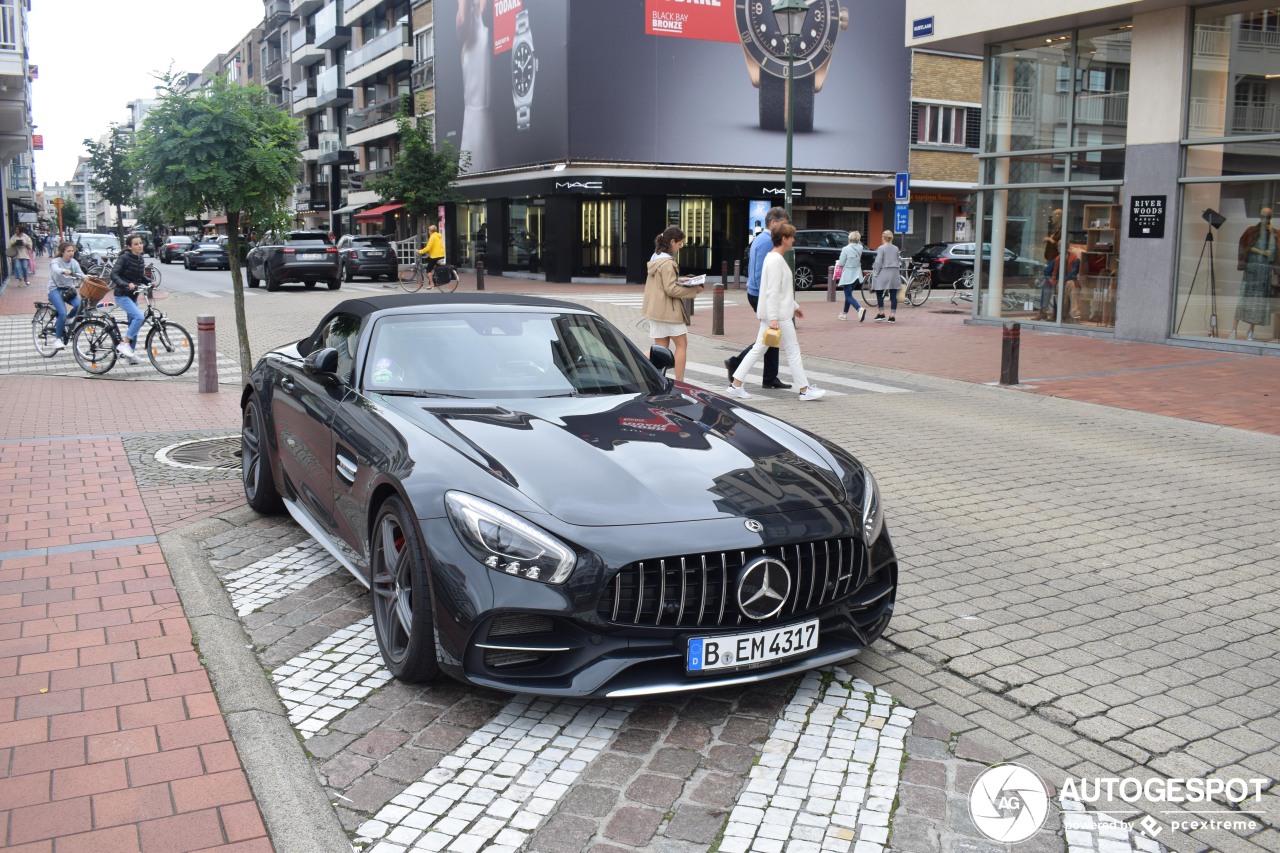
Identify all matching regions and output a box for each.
[649,345,675,372]
[303,347,340,376]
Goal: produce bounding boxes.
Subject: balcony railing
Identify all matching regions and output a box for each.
[411,59,434,91]
[265,0,290,26]
[293,78,318,102]
[348,25,410,72]
[1239,27,1280,48]
[317,64,342,97]
[263,56,283,83]
[988,85,1035,122]
[0,1,16,51]
[291,26,315,54]
[1188,97,1280,135]
[1069,92,1129,127]
[347,98,402,132]
[299,132,319,152]
[1193,24,1230,57]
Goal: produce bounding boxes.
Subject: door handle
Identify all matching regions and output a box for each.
[281,378,295,391]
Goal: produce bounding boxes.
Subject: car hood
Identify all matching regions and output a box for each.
[383,391,849,526]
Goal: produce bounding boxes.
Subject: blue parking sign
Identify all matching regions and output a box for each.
[894,205,910,233]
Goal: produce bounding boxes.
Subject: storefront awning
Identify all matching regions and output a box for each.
[355,203,404,221]
[205,216,227,226]
[333,202,369,215]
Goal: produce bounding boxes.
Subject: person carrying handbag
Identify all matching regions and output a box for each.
[47,241,85,350]
[7,225,34,287]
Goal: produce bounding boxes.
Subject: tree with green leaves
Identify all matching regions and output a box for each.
[133,73,302,384]
[134,194,171,236]
[367,98,469,233]
[59,199,84,235]
[83,126,138,245]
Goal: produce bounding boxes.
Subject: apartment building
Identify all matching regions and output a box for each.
[0,0,37,257]
[906,0,1280,353]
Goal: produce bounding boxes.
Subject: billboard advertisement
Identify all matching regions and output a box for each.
[434,0,908,176]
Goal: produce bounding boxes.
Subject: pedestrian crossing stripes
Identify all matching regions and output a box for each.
[0,316,242,382]
[539,292,742,308]
[172,282,390,299]
[683,362,914,397]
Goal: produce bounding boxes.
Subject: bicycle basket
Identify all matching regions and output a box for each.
[79,276,111,303]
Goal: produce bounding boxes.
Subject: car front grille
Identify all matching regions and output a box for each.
[597,538,866,629]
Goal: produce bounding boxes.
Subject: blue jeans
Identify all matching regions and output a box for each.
[12,258,29,281]
[117,294,145,344]
[874,288,898,311]
[48,288,81,341]
[842,283,862,313]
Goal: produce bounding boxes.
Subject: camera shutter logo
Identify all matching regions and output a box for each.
[969,763,1050,843]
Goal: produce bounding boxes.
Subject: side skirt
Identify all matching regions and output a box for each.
[283,497,371,589]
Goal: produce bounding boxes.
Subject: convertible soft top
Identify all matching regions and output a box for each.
[299,292,593,355]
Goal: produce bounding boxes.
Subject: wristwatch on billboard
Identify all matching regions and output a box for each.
[736,0,849,132]
[511,9,538,131]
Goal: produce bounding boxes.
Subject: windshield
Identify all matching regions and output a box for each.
[363,311,668,399]
[78,235,119,251]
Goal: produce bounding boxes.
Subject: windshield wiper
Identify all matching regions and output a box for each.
[375,389,469,399]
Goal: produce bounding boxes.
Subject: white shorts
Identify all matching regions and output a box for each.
[648,320,688,339]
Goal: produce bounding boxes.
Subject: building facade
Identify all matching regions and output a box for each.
[415,0,910,283]
[906,0,1280,352]
[0,0,36,263]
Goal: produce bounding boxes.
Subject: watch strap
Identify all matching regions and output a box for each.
[516,105,530,130]
[760,73,814,132]
[515,9,529,33]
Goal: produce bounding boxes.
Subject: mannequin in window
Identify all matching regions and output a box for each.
[1234,206,1278,341]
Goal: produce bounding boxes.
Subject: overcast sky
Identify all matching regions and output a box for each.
[31,0,268,187]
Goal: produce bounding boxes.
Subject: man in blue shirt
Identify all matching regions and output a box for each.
[725,206,790,388]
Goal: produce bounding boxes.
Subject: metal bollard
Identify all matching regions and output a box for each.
[712,283,725,335]
[827,266,837,302]
[475,260,485,291]
[197,314,218,393]
[682,296,695,318]
[1000,322,1020,386]
[733,260,742,290]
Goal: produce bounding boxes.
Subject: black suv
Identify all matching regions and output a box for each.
[337,234,399,282]
[246,230,341,291]
[744,229,876,290]
[912,242,1043,286]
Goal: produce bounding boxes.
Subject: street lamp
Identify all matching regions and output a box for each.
[773,0,809,224]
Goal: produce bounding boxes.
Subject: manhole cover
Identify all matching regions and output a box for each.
[156,436,241,470]
[932,309,969,315]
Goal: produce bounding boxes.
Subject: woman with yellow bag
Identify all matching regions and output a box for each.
[727,223,825,402]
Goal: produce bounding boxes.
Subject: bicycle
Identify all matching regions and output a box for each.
[399,256,458,293]
[951,269,975,304]
[861,261,931,309]
[31,276,115,361]
[71,283,194,377]
[84,251,160,286]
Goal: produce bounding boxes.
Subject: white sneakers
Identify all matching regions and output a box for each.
[857,307,867,322]
[116,341,142,364]
[838,312,847,320]
[799,386,826,402]
[50,338,66,351]
[725,384,752,400]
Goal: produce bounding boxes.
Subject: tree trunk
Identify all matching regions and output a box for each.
[226,211,253,387]
[116,206,125,246]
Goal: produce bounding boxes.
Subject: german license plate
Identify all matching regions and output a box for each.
[687,619,818,672]
[301,252,325,260]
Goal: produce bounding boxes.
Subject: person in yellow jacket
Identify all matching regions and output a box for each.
[417,225,445,276]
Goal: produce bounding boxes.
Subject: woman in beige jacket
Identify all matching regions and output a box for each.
[641,226,703,381]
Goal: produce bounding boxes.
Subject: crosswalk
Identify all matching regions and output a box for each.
[0,316,242,382]
[680,361,914,398]
[541,292,742,308]
[169,282,392,299]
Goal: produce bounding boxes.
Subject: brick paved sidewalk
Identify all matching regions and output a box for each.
[0,319,263,850]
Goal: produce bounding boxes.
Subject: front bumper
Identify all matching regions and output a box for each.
[419,509,897,698]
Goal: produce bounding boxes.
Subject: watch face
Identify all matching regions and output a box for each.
[737,0,839,79]
[513,42,535,97]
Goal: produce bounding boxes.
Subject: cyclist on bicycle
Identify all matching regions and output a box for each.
[48,241,85,351]
[110,234,148,364]
[417,224,445,276]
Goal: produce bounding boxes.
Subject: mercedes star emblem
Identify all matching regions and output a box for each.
[744,519,764,533]
[737,556,791,620]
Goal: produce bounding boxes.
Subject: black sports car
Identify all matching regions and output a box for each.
[184,240,230,270]
[240,294,897,697]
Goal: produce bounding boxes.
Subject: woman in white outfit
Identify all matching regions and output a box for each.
[727,223,825,402]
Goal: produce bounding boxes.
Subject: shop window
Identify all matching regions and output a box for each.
[507,200,544,273]
[579,199,625,276]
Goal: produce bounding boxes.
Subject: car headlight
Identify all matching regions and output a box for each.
[444,492,576,584]
[861,469,884,545]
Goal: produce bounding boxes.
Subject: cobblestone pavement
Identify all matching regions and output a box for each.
[7,279,1274,852]
[150,288,1276,853]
